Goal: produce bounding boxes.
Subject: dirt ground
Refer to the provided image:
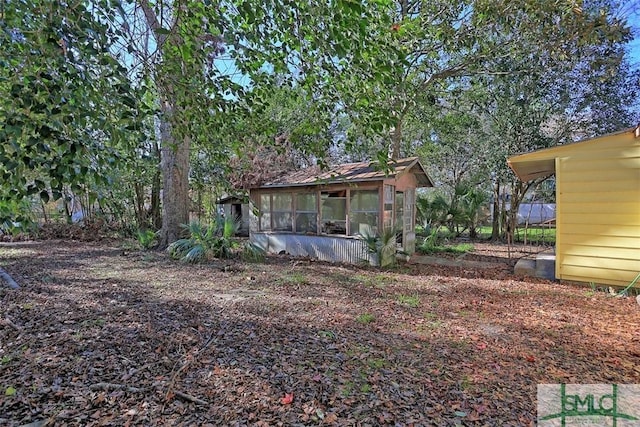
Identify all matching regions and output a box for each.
[1,239,639,426]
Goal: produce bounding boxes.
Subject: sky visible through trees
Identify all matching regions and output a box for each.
[0,0,638,241]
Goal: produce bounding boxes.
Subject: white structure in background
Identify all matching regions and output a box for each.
[490,202,556,225]
[515,203,556,225]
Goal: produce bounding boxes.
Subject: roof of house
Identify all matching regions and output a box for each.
[508,125,640,181]
[253,156,434,189]
[217,193,248,204]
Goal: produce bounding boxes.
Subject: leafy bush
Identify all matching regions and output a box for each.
[416,185,488,238]
[0,198,36,237]
[360,227,400,268]
[168,216,239,263]
[136,229,157,250]
[420,226,442,251]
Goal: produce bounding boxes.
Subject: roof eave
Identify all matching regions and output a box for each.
[254,176,389,190]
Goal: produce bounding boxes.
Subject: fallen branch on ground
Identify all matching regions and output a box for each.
[173,390,209,405]
[0,267,19,289]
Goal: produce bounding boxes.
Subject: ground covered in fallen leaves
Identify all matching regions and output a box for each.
[1,239,639,426]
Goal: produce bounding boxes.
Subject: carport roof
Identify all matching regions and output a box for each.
[507,126,639,181]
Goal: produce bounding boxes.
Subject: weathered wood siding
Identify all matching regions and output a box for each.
[555,132,640,286]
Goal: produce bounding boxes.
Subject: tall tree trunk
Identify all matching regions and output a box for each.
[491,180,500,240]
[151,166,161,231]
[134,182,146,228]
[159,101,190,247]
[139,0,190,246]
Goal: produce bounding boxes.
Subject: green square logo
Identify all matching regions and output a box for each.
[538,384,640,426]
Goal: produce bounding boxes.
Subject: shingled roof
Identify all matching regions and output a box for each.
[254,157,433,189]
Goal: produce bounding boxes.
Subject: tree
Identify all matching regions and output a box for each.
[330,0,632,160]
[409,0,637,241]
[113,0,398,246]
[0,0,139,224]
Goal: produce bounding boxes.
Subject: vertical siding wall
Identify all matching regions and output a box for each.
[251,233,371,264]
[555,133,640,286]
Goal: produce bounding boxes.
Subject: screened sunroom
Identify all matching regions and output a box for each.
[248,157,433,264]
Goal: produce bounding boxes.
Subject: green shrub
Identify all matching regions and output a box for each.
[136,229,157,249]
[0,198,36,237]
[360,227,400,268]
[168,216,239,263]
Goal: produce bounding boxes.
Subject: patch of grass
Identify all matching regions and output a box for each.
[424,311,437,320]
[346,344,371,358]
[340,381,354,397]
[283,271,307,285]
[1,355,11,365]
[514,227,556,244]
[477,225,556,244]
[355,274,393,288]
[396,294,420,308]
[40,274,55,283]
[428,320,443,329]
[355,313,375,324]
[360,383,372,394]
[318,330,336,340]
[418,242,474,255]
[367,357,386,369]
[417,319,443,333]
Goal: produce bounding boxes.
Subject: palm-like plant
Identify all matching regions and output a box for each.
[416,193,450,232]
[360,227,400,268]
[168,215,240,263]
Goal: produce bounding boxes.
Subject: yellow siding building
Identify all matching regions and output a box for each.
[508,126,640,286]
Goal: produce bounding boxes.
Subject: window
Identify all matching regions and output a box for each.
[321,191,346,235]
[395,191,404,244]
[272,193,292,231]
[383,185,394,230]
[258,192,298,232]
[259,194,271,231]
[295,193,317,233]
[404,188,415,232]
[349,189,379,236]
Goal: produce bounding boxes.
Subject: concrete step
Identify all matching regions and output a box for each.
[535,252,556,280]
[514,258,537,277]
[513,251,556,280]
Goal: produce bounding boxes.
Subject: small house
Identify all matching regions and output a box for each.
[248,157,433,264]
[508,126,640,286]
[217,194,250,236]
